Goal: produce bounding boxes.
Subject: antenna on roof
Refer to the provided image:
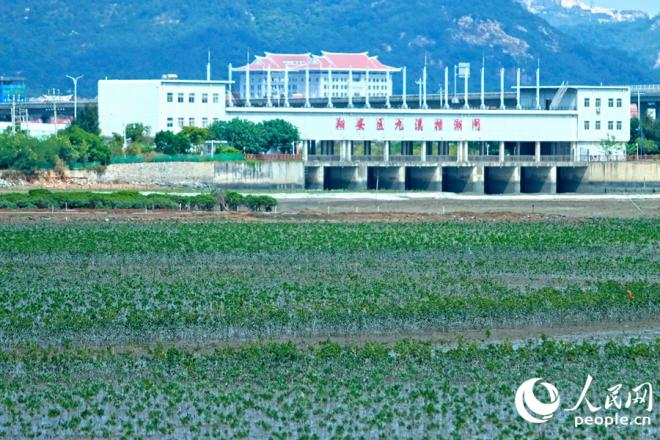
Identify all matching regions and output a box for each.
[207,49,212,81]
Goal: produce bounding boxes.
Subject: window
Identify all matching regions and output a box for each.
[177,93,184,103]
[213,118,219,123]
[202,118,208,128]
[616,98,622,108]
[608,98,614,108]
[584,120,590,130]
[608,121,614,130]
[212,93,219,104]
[188,93,195,103]
[595,121,601,130]
[167,93,173,103]
[189,117,195,126]
[616,121,622,130]
[595,98,601,107]
[167,117,173,128]
[202,93,208,103]
[584,97,590,107]
[177,117,184,128]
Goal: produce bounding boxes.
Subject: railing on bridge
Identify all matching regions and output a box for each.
[353,155,384,162]
[630,84,660,92]
[305,154,585,163]
[389,155,422,162]
[468,155,500,162]
[426,155,458,162]
[308,155,340,162]
[540,155,572,162]
[244,153,300,161]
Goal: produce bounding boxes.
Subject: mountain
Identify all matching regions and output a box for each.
[518,0,660,73]
[0,0,657,97]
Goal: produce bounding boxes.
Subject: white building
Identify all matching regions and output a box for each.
[233,52,399,101]
[98,76,230,136]
[98,72,630,160]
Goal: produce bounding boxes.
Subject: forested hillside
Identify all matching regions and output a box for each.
[1,0,656,97]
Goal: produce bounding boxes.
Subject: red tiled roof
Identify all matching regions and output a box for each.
[235,51,398,72]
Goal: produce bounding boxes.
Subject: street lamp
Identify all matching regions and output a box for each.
[66,75,84,121]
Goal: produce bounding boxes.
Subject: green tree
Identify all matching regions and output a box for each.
[181,126,209,146]
[154,131,191,154]
[76,104,100,135]
[599,134,620,159]
[208,119,267,153]
[59,125,111,164]
[108,133,125,156]
[125,123,151,144]
[260,119,300,153]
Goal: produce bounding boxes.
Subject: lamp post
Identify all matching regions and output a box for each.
[66,75,83,120]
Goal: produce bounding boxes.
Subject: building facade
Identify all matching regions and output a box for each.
[98,75,630,161]
[0,76,26,103]
[98,77,229,136]
[233,52,399,101]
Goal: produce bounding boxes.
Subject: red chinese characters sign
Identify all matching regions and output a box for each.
[332,117,482,132]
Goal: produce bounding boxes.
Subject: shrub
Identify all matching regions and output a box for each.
[258,195,277,212]
[244,195,277,212]
[0,200,17,209]
[189,194,217,211]
[225,192,244,211]
[215,145,241,154]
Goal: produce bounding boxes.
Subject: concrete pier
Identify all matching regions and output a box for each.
[485,166,520,194]
[368,166,405,190]
[305,166,324,190]
[443,166,484,194]
[406,166,442,191]
[324,166,367,190]
[522,166,557,194]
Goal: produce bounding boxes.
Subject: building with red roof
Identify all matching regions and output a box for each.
[234,51,400,102]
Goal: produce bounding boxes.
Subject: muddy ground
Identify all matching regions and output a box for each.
[1,194,659,223]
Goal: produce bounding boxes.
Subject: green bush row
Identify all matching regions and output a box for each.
[224,192,277,212]
[0,189,216,210]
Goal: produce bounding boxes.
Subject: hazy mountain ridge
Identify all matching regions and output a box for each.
[518,0,660,73]
[1,0,656,97]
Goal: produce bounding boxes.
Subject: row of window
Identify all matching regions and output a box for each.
[166,117,219,129]
[323,92,389,98]
[166,92,220,104]
[251,75,388,83]
[584,120,623,131]
[584,97,622,108]
[325,84,388,91]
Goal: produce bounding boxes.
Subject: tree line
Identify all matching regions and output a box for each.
[629,117,660,155]
[0,103,300,174]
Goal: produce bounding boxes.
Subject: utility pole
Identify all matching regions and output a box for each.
[10,95,16,133]
[637,89,644,159]
[66,75,84,120]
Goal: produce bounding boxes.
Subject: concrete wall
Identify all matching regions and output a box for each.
[578,161,660,192]
[68,161,304,189]
[63,160,658,193]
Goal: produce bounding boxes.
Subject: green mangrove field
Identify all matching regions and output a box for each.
[0,218,657,438]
